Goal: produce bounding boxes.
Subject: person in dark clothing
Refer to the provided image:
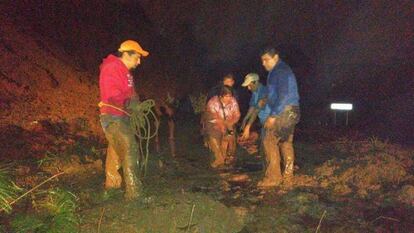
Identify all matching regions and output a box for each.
[207,73,239,102]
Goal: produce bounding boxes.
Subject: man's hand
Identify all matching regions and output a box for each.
[264,116,276,129]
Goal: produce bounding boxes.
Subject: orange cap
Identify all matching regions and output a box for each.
[118,40,149,57]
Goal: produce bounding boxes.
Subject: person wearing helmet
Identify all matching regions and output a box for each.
[99,40,149,200]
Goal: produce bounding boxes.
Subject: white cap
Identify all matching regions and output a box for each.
[242,73,259,87]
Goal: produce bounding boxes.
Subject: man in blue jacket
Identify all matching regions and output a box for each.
[258,47,300,188]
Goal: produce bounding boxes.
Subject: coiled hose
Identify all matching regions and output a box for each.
[129,99,159,177]
[99,100,159,177]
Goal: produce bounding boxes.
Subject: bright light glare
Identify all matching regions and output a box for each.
[330,103,353,111]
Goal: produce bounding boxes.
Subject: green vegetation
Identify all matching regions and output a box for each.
[189,93,207,114]
[11,188,79,233]
[0,165,21,213]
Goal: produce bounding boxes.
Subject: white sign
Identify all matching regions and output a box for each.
[330,103,353,111]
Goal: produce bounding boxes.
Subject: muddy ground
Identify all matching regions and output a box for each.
[1,118,413,233]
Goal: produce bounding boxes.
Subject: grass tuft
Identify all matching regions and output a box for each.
[0,165,21,213]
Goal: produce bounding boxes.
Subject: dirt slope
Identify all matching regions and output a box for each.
[0,8,100,132]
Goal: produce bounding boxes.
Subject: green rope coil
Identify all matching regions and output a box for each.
[129,99,159,177]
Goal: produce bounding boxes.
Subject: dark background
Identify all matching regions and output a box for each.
[1,0,413,144]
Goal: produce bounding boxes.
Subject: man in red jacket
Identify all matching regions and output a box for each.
[99,40,149,200]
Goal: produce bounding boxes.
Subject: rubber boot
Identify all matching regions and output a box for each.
[221,136,229,164]
[121,125,141,201]
[103,122,123,190]
[224,133,236,165]
[106,119,140,201]
[258,128,282,188]
[281,134,295,185]
[123,164,141,201]
[208,136,225,168]
[105,144,122,189]
[102,116,141,201]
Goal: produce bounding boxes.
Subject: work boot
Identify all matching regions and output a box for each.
[209,136,225,168]
[281,134,295,185]
[123,162,141,201]
[102,115,142,200]
[260,128,283,187]
[225,133,237,166]
[121,123,141,201]
[124,172,141,201]
[105,145,122,189]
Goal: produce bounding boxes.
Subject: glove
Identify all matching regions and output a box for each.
[126,97,141,112]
